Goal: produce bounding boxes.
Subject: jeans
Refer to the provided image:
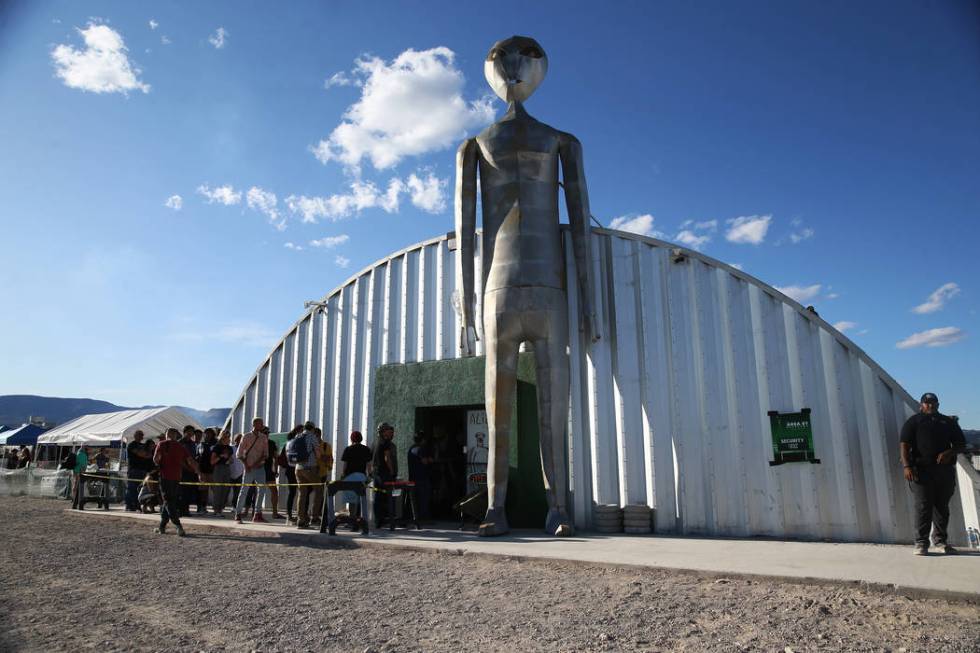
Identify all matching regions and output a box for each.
[909,465,956,546]
[211,464,231,514]
[125,468,145,510]
[341,472,367,508]
[159,479,182,529]
[71,473,85,509]
[283,466,297,518]
[235,467,268,516]
[295,468,320,525]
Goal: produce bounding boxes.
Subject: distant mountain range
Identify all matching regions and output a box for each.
[0,395,230,430]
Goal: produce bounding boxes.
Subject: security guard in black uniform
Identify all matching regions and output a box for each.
[899,392,966,555]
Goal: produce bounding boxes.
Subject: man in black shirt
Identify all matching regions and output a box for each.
[900,392,966,555]
[125,430,153,511]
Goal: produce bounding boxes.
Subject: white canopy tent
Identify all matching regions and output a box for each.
[37,407,202,447]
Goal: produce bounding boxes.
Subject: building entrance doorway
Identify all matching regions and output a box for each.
[414,405,484,520]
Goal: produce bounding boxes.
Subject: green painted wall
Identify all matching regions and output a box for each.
[373,354,547,527]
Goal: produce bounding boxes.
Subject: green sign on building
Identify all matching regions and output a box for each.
[767,408,820,466]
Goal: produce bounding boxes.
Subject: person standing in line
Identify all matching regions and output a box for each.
[71,446,90,510]
[125,430,153,512]
[289,421,319,529]
[311,427,334,524]
[340,431,372,520]
[178,426,199,516]
[372,422,398,527]
[196,429,217,514]
[262,426,283,519]
[17,446,32,468]
[229,433,245,507]
[209,430,234,516]
[408,432,434,521]
[153,427,199,536]
[278,427,300,524]
[900,392,967,555]
[234,418,270,524]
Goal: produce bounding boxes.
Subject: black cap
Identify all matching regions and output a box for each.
[920,392,939,405]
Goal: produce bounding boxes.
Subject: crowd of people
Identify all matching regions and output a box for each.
[2,446,33,469]
[68,418,406,537]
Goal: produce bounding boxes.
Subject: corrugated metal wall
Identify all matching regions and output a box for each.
[225,228,966,544]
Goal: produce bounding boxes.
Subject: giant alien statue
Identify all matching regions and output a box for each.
[455,36,600,537]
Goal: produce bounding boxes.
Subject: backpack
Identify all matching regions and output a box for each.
[286,433,313,465]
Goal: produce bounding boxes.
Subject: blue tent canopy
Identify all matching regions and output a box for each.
[0,424,46,446]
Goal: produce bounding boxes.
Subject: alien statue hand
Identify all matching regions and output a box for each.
[459,323,479,357]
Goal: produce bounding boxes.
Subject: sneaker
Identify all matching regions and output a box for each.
[938,543,957,555]
[296,522,310,529]
[176,526,186,537]
[311,517,321,525]
[154,526,166,534]
[913,545,928,556]
[272,513,283,520]
[252,513,268,524]
[235,513,244,524]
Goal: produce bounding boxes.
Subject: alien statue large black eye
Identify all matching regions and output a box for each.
[489,48,506,60]
[520,46,543,58]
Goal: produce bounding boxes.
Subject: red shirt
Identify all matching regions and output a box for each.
[155,440,190,481]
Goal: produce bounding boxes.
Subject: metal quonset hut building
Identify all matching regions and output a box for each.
[225,227,976,544]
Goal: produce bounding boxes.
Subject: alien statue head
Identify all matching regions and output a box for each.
[484,35,548,103]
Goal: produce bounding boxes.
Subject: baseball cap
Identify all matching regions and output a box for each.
[920,392,939,405]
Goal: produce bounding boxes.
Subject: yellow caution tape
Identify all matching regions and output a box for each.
[79,472,362,489]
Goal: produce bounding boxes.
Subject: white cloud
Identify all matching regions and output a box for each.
[170,321,278,348]
[325,71,356,88]
[161,35,171,46]
[246,186,284,230]
[335,255,351,269]
[310,234,350,249]
[406,172,447,213]
[208,27,227,49]
[833,321,857,333]
[775,284,822,304]
[725,215,771,245]
[674,230,710,250]
[197,184,241,205]
[789,227,814,244]
[164,194,183,210]
[693,219,718,231]
[148,19,158,30]
[51,23,150,95]
[312,47,495,170]
[284,242,304,251]
[912,282,960,314]
[896,326,965,350]
[608,214,663,238]
[285,178,402,223]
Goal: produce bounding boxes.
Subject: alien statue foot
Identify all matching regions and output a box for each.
[478,507,510,537]
[545,508,574,537]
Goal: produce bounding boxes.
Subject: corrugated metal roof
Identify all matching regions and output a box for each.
[223,228,973,544]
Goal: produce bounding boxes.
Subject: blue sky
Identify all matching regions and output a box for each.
[0,1,977,425]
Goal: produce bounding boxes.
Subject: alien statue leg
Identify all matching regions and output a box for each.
[530,289,573,537]
[479,288,521,537]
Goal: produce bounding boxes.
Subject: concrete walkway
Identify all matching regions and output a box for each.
[77,507,980,600]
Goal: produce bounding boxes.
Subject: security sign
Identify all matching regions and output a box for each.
[767,408,820,466]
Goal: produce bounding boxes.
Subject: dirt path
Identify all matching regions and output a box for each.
[0,496,977,652]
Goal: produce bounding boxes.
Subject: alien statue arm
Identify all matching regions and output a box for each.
[559,132,601,342]
[455,137,479,356]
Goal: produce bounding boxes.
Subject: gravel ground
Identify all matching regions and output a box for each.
[1,496,978,653]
